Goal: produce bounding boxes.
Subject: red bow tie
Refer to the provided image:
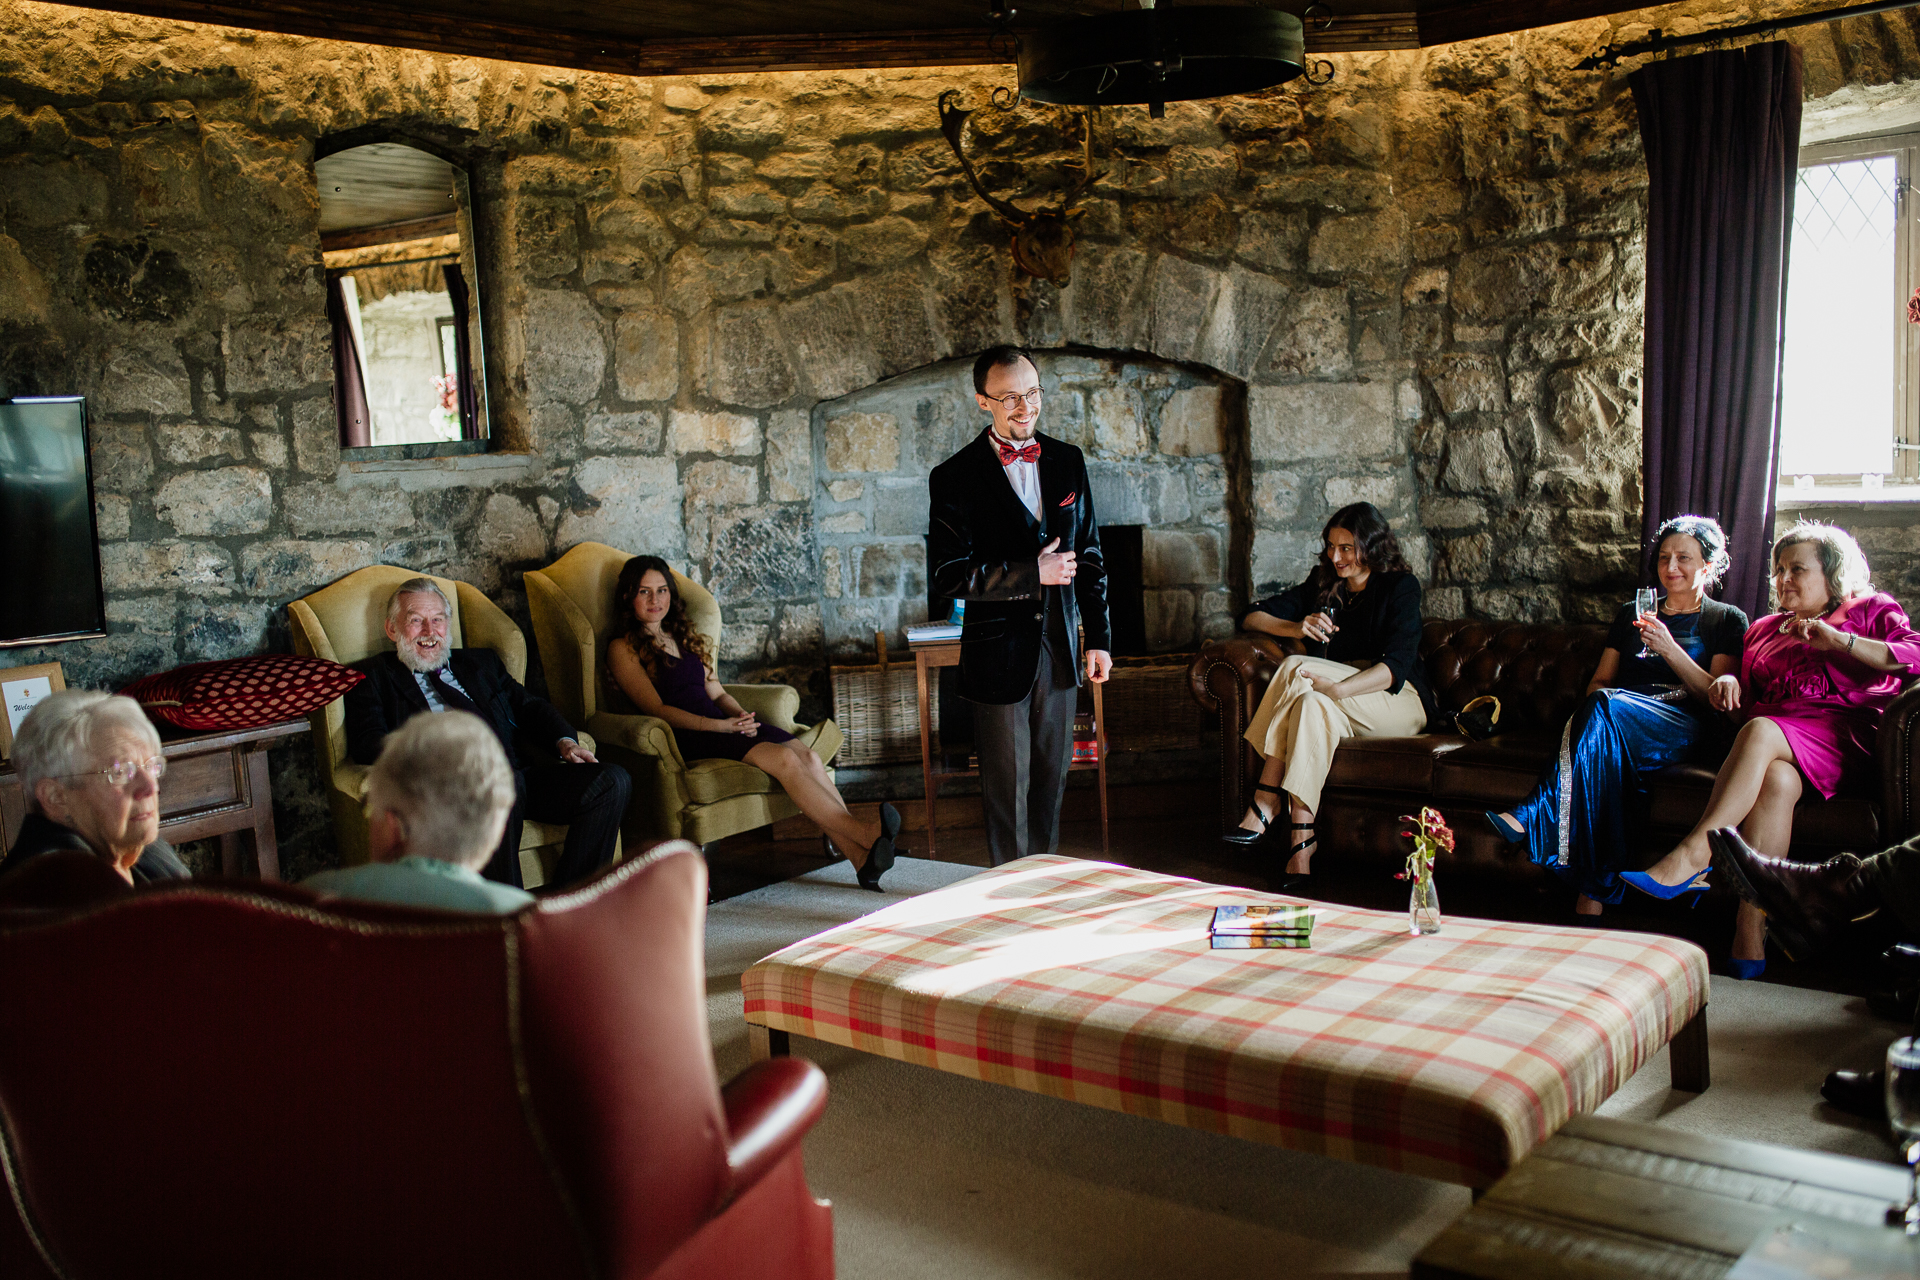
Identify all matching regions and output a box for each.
[994,437,1040,465]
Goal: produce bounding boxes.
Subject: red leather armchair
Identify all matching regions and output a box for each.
[1191,618,1920,884]
[0,845,833,1279]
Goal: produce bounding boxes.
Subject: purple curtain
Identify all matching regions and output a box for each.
[1631,42,1802,620]
[442,263,483,440]
[325,272,372,448]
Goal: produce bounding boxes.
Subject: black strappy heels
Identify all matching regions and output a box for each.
[856,802,903,892]
[1275,824,1316,893]
[1223,782,1287,847]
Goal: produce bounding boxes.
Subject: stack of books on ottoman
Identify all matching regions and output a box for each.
[1209,903,1314,949]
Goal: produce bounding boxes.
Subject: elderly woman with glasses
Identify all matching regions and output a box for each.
[0,690,187,884]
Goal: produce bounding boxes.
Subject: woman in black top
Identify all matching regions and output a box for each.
[1486,515,1747,918]
[1228,503,1433,890]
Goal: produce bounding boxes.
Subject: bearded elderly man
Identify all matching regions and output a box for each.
[342,577,630,891]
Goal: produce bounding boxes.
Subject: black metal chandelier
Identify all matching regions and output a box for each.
[1016,2,1307,119]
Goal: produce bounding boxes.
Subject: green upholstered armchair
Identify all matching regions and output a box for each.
[286,564,603,888]
[524,542,843,846]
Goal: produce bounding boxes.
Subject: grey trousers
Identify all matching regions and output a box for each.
[971,626,1079,867]
[1858,833,1920,936]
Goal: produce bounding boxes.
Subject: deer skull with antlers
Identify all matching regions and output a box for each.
[938,90,1097,288]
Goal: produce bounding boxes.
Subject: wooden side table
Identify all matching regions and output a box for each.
[1412,1112,1912,1279]
[911,639,1108,859]
[1,719,306,880]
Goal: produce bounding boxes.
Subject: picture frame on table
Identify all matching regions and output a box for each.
[0,663,66,761]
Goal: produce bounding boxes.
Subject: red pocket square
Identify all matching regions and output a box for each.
[1058,491,1077,507]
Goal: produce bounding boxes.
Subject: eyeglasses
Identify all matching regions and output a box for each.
[982,389,1042,409]
[67,756,167,787]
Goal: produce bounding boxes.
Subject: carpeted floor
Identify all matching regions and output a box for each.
[705,856,1911,1279]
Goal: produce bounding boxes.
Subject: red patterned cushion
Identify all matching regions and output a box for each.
[123,655,364,731]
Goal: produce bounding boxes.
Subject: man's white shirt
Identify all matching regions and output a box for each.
[412,665,475,712]
[998,444,1042,520]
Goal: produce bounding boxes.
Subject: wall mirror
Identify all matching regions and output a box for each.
[316,140,491,449]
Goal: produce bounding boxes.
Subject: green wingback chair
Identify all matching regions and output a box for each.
[524,542,843,846]
[286,564,603,888]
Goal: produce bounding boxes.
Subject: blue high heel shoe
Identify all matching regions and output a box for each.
[1619,869,1711,903]
[1484,811,1525,844]
[1726,958,1766,980]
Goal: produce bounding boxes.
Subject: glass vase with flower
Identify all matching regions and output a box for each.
[1398,806,1452,936]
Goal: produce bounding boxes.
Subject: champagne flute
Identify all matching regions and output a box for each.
[1310,589,1342,648]
[1888,1037,1920,1234]
[1634,587,1657,659]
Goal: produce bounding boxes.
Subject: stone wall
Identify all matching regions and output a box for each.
[4,0,1920,870]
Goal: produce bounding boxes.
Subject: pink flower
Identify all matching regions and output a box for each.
[1398,806,1453,886]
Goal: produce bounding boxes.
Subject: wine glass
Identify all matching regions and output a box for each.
[1634,587,1657,659]
[1888,1037,1920,1234]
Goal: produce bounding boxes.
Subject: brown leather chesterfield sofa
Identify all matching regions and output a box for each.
[1188,618,1920,886]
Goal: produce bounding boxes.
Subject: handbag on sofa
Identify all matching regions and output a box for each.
[1453,695,1502,741]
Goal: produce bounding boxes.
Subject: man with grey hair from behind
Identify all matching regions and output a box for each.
[303,711,533,913]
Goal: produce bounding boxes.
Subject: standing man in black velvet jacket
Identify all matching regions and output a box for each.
[343,578,630,890]
[928,345,1111,866]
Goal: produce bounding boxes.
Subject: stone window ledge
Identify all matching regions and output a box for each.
[1776,485,1920,509]
[337,450,544,492]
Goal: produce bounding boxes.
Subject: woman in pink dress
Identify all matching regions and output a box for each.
[1625,522,1920,977]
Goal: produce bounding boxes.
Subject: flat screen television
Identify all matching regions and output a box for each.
[0,397,107,647]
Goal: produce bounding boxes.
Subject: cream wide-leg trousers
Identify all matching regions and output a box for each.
[1242,654,1427,814]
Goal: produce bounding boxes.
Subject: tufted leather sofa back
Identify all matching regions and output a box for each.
[1419,619,1609,734]
[1188,618,1609,737]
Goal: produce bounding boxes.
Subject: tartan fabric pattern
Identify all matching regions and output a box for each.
[123,655,365,730]
[744,856,1708,1189]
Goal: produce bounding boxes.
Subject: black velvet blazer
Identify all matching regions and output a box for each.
[344,650,576,771]
[928,429,1111,705]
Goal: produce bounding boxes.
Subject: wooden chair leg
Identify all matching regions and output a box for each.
[1669,1005,1710,1093]
[749,1025,790,1062]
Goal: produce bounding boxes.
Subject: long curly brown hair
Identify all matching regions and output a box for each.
[613,555,713,677]
[1306,502,1411,608]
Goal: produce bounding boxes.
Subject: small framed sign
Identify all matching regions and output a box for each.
[0,663,66,761]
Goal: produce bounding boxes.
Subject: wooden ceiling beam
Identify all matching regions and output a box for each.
[58,1,1004,73]
[65,0,1422,75]
[320,214,459,252]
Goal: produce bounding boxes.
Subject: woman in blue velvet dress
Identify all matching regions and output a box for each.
[1487,516,1748,916]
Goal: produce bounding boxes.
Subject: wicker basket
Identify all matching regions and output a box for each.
[1102,653,1202,752]
[830,633,935,767]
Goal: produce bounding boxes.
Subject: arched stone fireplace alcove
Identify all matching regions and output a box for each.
[807,350,1253,663]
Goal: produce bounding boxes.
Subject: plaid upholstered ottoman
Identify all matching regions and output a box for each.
[742,856,1710,1189]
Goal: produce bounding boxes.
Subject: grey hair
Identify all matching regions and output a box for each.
[385,577,452,626]
[366,711,515,870]
[1772,521,1874,612]
[13,690,161,815]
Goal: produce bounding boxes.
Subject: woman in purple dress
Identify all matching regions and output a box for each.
[605,556,900,891]
[1625,523,1920,977]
